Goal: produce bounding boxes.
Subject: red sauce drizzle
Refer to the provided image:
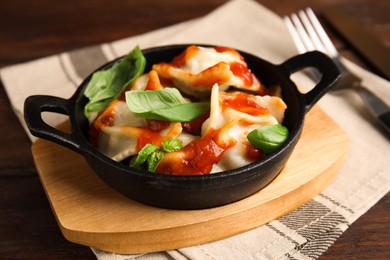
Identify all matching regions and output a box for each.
[193,62,231,87]
[215,46,255,87]
[171,45,200,67]
[230,62,254,86]
[220,92,268,116]
[136,127,165,151]
[182,112,210,136]
[145,70,163,91]
[118,87,130,101]
[88,102,117,148]
[145,119,170,132]
[156,129,236,175]
[245,142,263,161]
[214,46,241,58]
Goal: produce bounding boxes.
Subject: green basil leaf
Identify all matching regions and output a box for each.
[138,102,210,122]
[146,150,164,172]
[125,88,186,113]
[84,46,146,118]
[247,124,289,154]
[126,88,210,122]
[84,99,112,114]
[162,138,183,152]
[132,144,160,169]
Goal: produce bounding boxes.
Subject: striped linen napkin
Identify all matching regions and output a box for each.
[1,0,389,259]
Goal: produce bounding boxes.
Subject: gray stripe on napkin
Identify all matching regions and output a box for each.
[279,200,333,230]
[298,226,344,259]
[296,211,348,240]
[318,193,354,214]
[278,200,349,239]
[266,224,301,247]
[68,45,108,79]
[275,200,349,259]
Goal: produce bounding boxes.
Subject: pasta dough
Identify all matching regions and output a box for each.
[89,45,287,175]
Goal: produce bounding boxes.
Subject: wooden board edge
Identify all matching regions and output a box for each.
[58,139,349,254]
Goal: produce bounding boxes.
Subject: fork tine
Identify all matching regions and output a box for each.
[298,10,327,53]
[305,8,339,57]
[290,13,316,52]
[283,16,307,54]
[283,12,323,81]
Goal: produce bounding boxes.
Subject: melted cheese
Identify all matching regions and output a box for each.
[89,45,287,175]
[152,45,264,97]
[90,99,183,162]
[200,85,286,172]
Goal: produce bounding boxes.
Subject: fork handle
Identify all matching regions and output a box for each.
[355,86,390,134]
[278,51,340,112]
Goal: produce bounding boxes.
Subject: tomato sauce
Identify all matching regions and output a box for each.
[230,62,254,86]
[145,70,163,91]
[214,46,242,59]
[89,45,277,176]
[136,127,165,151]
[154,45,259,90]
[171,45,200,67]
[89,101,117,148]
[182,112,210,136]
[118,87,130,101]
[193,62,231,87]
[156,128,236,175]
[220,92,268,116]
[140,121,183,150]
[145,119,170,132]
[244,142,263,161]
[215,46,255,87]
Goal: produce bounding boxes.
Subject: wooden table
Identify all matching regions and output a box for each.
[1,0,389,258]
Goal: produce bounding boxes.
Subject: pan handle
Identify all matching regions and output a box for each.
[24,95,81,153]
[278,51,340,112]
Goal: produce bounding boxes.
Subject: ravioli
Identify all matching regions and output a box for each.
[152,45,266,97]
[202,84,286,171]
[89,100,183,162]
[88,45,287,175]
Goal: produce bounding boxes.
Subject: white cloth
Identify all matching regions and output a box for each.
[1,0,389,259]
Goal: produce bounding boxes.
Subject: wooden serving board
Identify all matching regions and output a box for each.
[32,106,349,254]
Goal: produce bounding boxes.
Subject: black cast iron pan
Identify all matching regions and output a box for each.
[24,44,340,209]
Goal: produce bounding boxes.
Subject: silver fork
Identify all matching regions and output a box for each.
[284,8,390,134]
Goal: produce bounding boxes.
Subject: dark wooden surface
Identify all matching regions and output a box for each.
[0,0,389,259]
